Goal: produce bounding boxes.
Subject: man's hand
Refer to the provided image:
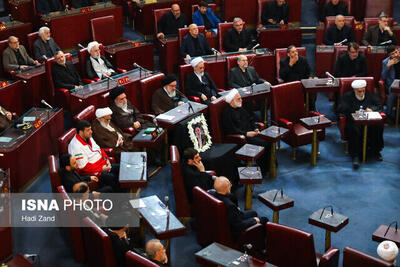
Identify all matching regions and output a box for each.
[34,60,40,65]
[178,101,184,106]
[102,164,111,172]
[74,85,82,89]
[246,130,259,137]
[193,160,205,172]
[156,32,165,39]
[264,81,271,86]
[365,108,373,112]
[387,57,400,68]
[268,19,275,24]
[92,191,101,199]
[200,94,208,101]
[133,121,141,129]
[384,26,393,35]
[334,43,343,46]
[117,137,124,147]
[19,65,28,69]
[90,176,99,182]
[211,96,217,101]
[289,55,298,66]
[185,54,191,60]
[6,112,12,120]
[279,20,285,24]
[254,217,260,223]
[238,48,247,52]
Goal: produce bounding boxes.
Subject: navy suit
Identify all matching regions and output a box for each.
[180,33,213,58]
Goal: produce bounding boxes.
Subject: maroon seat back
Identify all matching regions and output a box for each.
[178,26,206,49]
[78,44,105,78]
[193,186,233,247]
[363,17,394,33]
[0,227,12,261]
[208,96,229,143]
[271,81,306,123]
[218,22,233,52]
[45,53,72,107]
[364,0,394,18]
[226,54,258,86]
[275,47,306,82]
[126,251,159,267]
[57,128,77,154]
[48,155,61,193]
[140,73,165,114]
[73,105,96,125]
[191,4,216,16]
[27,31,39,55]
[82,217,117,267]
[266,222,318,267]
[332,45,366,72]
[343,247,393,267]
[153,8,171,34]
[170,145,191,218]
[257,0,274,25]
[338,77,375,97]
[91,15,119,46]
[179,63,193,93]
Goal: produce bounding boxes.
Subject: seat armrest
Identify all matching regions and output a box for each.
[189,96,201,103]
[278,118,293,130]
[123,127,136,136]
[277,78,284,84]
[225,134,247,145]
[309,111,324,117]
[117,68,127,73]
[102,148,115,157]
[142,113,155,122]
[318,246,339,267]
[83,78,96,84]
[205,170,216,176]
[218,88,226,92]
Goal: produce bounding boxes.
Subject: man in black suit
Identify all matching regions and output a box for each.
[85,41,117,80]
[228,55,270,88]
[223,17,256,52]
[180,24,213,60]
[156,3,187,39]
[334,42,368,78]
[145,239,168,266]
[71,0,93,8]
[362,13,397,46]
[33,27,61,60]
[261,0,289,25]
[211,176,268,238]
[320,0,348,23]
[323,15,355,45]
[52,51,83,90]
[36,0,62,14]
[182,147,215,203]
[185,57,218,104]
[59,153,112,193]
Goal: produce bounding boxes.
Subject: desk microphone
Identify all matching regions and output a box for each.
[164,196,169,210]
[78,43,85,49]
[41,99,53,109]
[325,72,335,80]
[338,38,347,45]
[42,55,48,60]
[65,4,69,13]
[133,62,142,69]
[251,43,260,50]
[211,48,220,54]
[380,40,392,46]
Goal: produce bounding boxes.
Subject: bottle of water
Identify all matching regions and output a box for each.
[359,105,364,118]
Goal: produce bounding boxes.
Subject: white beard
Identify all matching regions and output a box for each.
[100,121,115,132]
[165,88,176,98]
[116,101,130,113]
[355,94,365,101]
[233,100,242,108]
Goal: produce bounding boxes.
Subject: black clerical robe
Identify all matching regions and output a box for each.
[185,71,218,104]
[334,53,368,78]
[323,25,355,45]
[223,28,255,52]
[151,88,187,115]
[279,56,311,82]
[182,163,213,203]
[338,90,383,157]
[157,12,187,36]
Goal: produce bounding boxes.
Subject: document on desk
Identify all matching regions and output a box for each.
[156,114,175,120]
[366,112,382,120]
[130,199,146,209]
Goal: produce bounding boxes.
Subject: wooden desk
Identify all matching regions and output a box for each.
[258,189,294,223]
[372,224,400,247]
[0,108,64,191]
[0,21,32,47]
[157,38,179,74]
[257,26,302,50]
[238,166,262,210]
[196,242,277,267]
[309,208,349,252]
[105,41,155,71]
[119,152,147,191]
[132,128,165,152]
[301,78,339,113]
[0,80,24,115]
[300,116,332,166]
[131,195,186,266]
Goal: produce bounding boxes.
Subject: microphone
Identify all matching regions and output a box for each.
[338,38,347,45]
[16,122,29,128]
[8,14,12,22]
[380,40,392,45]
[42,55,48,60]
[65,4,69,12]
[78,43,85,49]
[164,196,169,210]
[211,48,220,54]
[41,99,53,109]
[243,244,252,250]
[133,62,142,69]
[325,72,335,80]
[251,43,260,50]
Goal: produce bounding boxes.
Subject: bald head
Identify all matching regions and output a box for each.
[335,15,345,29]
[214,176,231,195]
[189,24,199,38]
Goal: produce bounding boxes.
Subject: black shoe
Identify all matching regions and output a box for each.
[375,152,383,161]
[352,157,360,169]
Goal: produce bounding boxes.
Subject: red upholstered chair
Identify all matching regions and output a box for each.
[139,73,165,114]
[331,45,367,75]
[363,18,394,34]
[270,81,325,158]
[192,186,265,256]
[82,217,117,267]
[5,254,33,267]
[343,246,393,267]
[153,8,171,35]
[126,251,159,267]
[364,0,394,18]
[90,15,126,46]
[226,54,261,85]
[316,16,356,45]
[266,222,340,267]
[27,31,39,56]
[275,47,307,83]
[257,0,273,25]
[191,4,216,16]
[178,26,206,59]
[178,63,199,102]
[218,22,233,53]
[73,105,96,125]
[170,145,191,220]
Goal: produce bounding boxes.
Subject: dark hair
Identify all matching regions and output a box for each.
[347,42,359,51]
[183,147,198,162]
[199,1,208,8]
[386,45,396,55]
[76,120,91,133]
[73,183,89,197]
[60,154,72,170]
[286,45,296,54]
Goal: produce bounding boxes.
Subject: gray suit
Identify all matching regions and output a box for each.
[32,37,60,60]
[228,66,265,88]
[362,25,397,46]
[2,45,35,71]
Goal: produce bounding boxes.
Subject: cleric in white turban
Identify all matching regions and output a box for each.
[85,41,117,80]
[337,78,384,169]
[377,240,398,264]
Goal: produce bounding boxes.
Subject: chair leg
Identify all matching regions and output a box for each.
[344,142,348,154]
[292,148,296,160]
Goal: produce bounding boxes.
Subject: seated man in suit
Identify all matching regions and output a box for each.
[185,57,218,104]
[320,0,348,23]
[222,89,271,175]
[362,13,397,46]
[381,46,400,123]
[33,27,61,60]
[334,42,368,77]
[323,15,355,45]
[229,55,270,88]
[71,0,93,8]
[109,86,154,131]
[193,1,220,32]
[68,120,121,192]
[85,41,117,80]
[156,3,187,40]
[0,105,13,131]
[146,239,168,266]
[52,51,83,91]
[338,80,384,169]
[36,0,62,14]
[3,36,39,72]
[182,147,215,203]
[92,107,137,161]
[211,176,268,238]
[151,74,188,115]
[223,17,256,52]
[261,0,289,25]
[59,153,112,193]
[180,24,214,61]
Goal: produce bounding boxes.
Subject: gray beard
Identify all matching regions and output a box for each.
[116,101,128,110]
[355,94,365,101]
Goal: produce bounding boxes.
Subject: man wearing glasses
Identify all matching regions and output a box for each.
[223,17,256,52]
[3,36,39,71]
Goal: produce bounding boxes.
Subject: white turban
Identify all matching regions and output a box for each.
[377,240,399,263]
[95,107,112,118]
[225,89,239,103]
[190,57,204,68]
[351,79,367,89]
[87,41,100,53]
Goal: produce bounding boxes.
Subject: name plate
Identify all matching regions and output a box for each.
[80,7,92,13]
[0,137,12,143]
[0,24,7,31]
[23,116,36,122]
[118,76,130,85]
[132,41,141,47]
[280,24,288,30]
[33,119,43,129]
[0,81,8,87]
